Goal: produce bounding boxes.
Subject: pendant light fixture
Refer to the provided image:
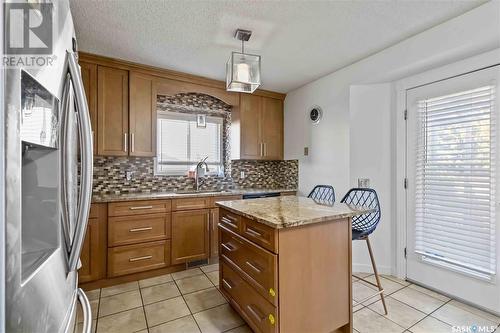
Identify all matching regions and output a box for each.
[226,29,261,93]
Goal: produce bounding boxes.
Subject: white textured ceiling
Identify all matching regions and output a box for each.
[69,0,487,93]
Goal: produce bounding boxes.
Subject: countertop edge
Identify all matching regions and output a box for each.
[91,188,297,203]
[215,201,363,229]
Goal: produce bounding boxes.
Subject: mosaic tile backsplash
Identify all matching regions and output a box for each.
[92,157,298,194]
[92,92,298,194]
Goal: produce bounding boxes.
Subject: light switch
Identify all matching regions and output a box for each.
[304,147,309,156]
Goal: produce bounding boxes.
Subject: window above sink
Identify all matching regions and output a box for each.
[155,111,224,176]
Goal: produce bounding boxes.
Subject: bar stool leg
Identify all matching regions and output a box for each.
[365,236,388,315]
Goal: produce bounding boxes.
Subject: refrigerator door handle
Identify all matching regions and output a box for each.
[77,288,92,333]
[67,50,94,272]
[60,73,73,252]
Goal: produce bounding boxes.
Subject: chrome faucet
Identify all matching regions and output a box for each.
[195,156,209,191]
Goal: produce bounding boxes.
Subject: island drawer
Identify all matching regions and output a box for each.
[107,240,170,277]
[108,213,171,247]
[219,209,241,233]
[220,226,278,305]
[221,260,278,333]
[172,197,210,211]
[108,200,171,217]
[241,218,278,253]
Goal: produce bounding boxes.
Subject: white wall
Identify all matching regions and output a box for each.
[349,84,393,273]
[284,1,500,274]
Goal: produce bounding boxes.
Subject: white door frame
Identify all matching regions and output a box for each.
[394,48,500,280]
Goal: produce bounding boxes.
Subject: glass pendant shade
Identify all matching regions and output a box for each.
[226,52,261,93]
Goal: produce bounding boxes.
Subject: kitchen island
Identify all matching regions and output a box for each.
[216,196,370,333]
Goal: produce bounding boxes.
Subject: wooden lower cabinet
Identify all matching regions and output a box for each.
[171,209,210,264]
[108,240,170,277]
[79,204,107,283]
[210,208,219,258]
[222,261,278,333]
[219,208,352,333]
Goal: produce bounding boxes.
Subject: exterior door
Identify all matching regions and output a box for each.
[406,66,500,314]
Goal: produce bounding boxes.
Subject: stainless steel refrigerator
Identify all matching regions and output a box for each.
[2,0,93,332]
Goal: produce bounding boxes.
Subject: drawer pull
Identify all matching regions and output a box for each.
[129,255,152,262]
[269,288,276,297]
[221,243,236,252]
[246,304,265,322]
[268,314,276,325]
[222,278,233,290]
[129,205,153,210]
[221,217,238,229]
[245,261,262,273]
[129,227,153,233]
[245,227,263,237]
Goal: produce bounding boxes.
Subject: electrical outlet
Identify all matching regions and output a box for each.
[358,178,370,188]
[240,171,245,179]
[126,171,135,181]
[304,147,309,156]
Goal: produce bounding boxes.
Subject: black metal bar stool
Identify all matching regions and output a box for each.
[341,188,387,314]
[308,185,335,204]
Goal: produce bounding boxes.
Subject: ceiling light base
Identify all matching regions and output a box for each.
[234,29,252,42]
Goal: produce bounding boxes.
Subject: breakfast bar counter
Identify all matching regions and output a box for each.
[216,196,370,333]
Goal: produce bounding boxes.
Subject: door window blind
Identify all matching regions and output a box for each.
[415,85,497,278]
[156,111,223,175]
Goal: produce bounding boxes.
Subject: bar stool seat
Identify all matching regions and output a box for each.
[341,187,388,315]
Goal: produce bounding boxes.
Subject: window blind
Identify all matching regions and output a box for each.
[156,112,223,175]
[415,85,497,278]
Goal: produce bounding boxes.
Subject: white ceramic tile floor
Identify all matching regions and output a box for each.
[82,268,500,333]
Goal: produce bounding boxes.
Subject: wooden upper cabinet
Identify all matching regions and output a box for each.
[240,94,262,159]
[97,66,129,156]
[129,72,156,157]
[261,97,283,160]
[80,61,98,154]
[239,94,283,160]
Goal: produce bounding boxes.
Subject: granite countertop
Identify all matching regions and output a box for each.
[91,188,297,203]
[216,195,372,229]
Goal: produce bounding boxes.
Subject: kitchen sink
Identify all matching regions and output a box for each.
[172,189,233,195]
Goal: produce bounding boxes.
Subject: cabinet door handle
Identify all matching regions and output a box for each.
[221,217,237,229]
[222,278,233,290]
[124,133,128,152]
[129,255,152,262]
[246,304,265,322]
[263,142,267,156]
[245,261,262,273]
[129,227,153,233]
[212,212,216,231]
[260,142,263,156]
[246,226,263,237]
[130,133,135,153]
[221,243,236,252]
[129,205,153,210]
